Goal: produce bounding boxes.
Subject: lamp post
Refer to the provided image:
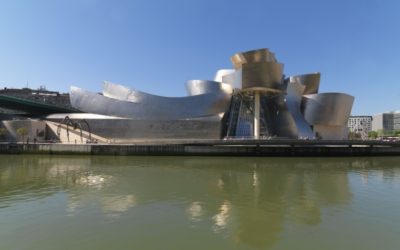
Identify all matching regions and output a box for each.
[254,90,260,139]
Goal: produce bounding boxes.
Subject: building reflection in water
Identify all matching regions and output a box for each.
[101,195,136,218]
[1,156,400,248]
[212,200,232,233]
[187,201,203,222]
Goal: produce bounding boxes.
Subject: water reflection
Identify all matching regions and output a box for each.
[212,200,231,232]
[76,174,111,189]
[1,156,400,249]
[101,195,136,217]
[187,201,203,222]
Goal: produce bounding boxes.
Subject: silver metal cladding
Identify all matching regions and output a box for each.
[66,48,355,141]
[70,86,232,120]
[229,48,285,91]
[241,62,284,91]
[287,73,321,94]
[214,69,235,82]
[302,93,355,126]
[45,113,224,141]
[185,80,233,96]
[213,69,235,83]
[286,81,315,138]
[231,48,277,69]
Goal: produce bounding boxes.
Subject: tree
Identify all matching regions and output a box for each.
[368,131,378,139]
[348,132,361,140]
[16,127,28,142]
[377,129,385,137]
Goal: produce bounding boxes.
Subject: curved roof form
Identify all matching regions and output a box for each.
[231,48,277,69]
[229,48,285,92]
[70,84,231,120]
[185,80,233,96]
[302,93,354,126]
[287,73,321,94]
[241,62,285,91]
[213,69,235,83]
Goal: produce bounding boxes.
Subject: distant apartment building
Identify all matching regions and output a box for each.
[372,111,400,132]
[348,116,372,133]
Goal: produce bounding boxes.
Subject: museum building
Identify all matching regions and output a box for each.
[0,48,354,143]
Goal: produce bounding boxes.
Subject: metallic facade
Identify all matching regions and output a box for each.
[43,113,223,143]
[64,48,354,142]
[185,80,233,96]
[71,84,231,120]
[302,93,354,126]
[286,79,315,138]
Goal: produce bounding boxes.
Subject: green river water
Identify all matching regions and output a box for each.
[1,155,400,250]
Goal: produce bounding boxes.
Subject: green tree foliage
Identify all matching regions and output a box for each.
[348,132,361,140]
[368,131,378,139]
[377,129,400,137]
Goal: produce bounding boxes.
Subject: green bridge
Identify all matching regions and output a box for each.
[0,94,81,114]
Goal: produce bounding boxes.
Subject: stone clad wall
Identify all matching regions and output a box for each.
[1,119,46,142]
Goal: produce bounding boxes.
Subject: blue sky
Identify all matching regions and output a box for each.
[0,0,399,115]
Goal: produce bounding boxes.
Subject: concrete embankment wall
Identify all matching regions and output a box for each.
[0,141,400,156]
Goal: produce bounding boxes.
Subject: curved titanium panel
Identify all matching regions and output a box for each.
[287,73,320,94]
[221,71,242,89]
[241,62,284,91]
[185,80,233,96]
[302,93,354,126]
[286,81,315,138]
[213,69,235,83]
[231,48,277,69]
[103,80,233,104]
[70,85,232,120]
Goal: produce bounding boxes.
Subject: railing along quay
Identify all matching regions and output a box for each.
[181,139,400,147]
[0,140,399,156]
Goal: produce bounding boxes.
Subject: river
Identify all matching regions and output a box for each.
[1,155,400,249]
